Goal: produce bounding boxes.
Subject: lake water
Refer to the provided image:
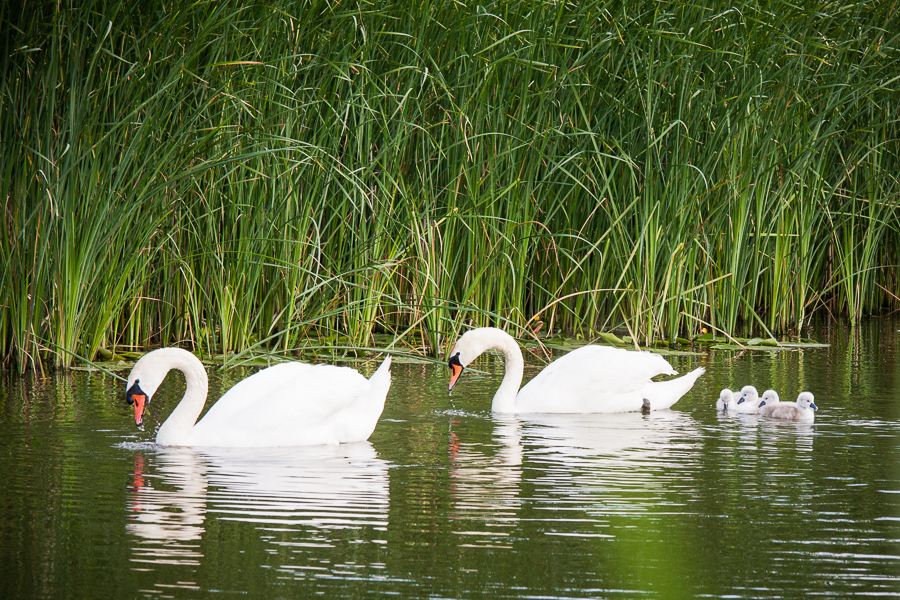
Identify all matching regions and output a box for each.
[1,321,899,599]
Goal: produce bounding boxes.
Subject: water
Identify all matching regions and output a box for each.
[1,322,899,599]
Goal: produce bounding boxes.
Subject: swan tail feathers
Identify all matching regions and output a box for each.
[368,355,393,398]
[647,366,705,410]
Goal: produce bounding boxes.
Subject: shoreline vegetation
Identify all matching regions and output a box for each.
[2,0,898,373]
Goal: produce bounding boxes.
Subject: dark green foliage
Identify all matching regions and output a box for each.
[1,0,898,371]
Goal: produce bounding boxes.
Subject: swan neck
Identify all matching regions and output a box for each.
[155,351,209,446]
[491,334,524,413]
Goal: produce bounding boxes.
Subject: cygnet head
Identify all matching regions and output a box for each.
[797,391,818,411]
[737,385,759,406]
[717,388,734,409]
[759,389,780,407]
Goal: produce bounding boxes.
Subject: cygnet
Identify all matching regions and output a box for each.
[716,388,736,411]
[760,389,781,405]
[733,385,765,414]
[759,391,818,422]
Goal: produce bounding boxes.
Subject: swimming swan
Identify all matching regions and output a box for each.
[447,327,705,413]
[124,348,392,447]
[759,391,818,422]
[716,389,736,411]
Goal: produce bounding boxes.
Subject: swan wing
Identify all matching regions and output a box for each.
[190,360,389,446]
[515,345,699,413]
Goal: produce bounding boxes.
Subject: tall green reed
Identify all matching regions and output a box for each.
[1,0,897,372]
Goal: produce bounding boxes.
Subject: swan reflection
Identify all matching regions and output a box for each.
[126,442,390,571]
[446,411,700,543]
[204,443,390,532]
[127,448,208,567]
[448,416,523,548]
[519,412,701,531]
[522,410,697,459]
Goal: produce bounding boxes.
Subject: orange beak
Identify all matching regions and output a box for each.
[132,394,146,426]
[449,362,463,391]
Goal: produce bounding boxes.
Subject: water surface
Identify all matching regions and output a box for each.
[1,321,899,598]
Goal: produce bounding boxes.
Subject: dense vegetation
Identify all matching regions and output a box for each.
[1,0,898,371]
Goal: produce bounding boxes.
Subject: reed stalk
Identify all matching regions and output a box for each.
[1,0,898,371]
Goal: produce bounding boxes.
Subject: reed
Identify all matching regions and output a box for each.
[1,0,898,372]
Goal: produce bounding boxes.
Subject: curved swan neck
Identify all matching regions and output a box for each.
[477,329,523,413]
[151,349,209,446]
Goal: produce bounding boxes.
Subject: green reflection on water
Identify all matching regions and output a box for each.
[1,321,899,599]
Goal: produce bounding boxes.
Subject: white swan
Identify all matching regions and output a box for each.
[760,391,818,422]
[446,327,705,413]
[716,388,736,411]
[733,385,764,414]
[124,348,392,447]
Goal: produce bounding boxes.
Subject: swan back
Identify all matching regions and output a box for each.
[515,345,701,413]
[189,356,393,447]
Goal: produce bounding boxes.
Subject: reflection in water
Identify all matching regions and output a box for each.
[127,448,208,567]
[125,442,390,588]
[204,443,390,534]
[448,415,523,548]
[520,411,701,535]
[446,411,702,545]
[5,324,900,600]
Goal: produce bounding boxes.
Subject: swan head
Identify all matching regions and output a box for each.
[447,329,485,391]
[448,352,465,391]
[759,389,779,407]
[447,328,517,392]
[737,385,759,405]
[797,391,818,411]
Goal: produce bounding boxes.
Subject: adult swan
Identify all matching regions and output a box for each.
[447,327,704,413]
[124,348,392,447]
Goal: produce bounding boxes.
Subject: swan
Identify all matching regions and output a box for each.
[759,391,818,422]
[733,385,765,414]
[124,348,392,447]
[716,389,736,411]
[446,327,705,413]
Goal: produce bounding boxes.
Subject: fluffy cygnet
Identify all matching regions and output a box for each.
[759,391,818,422]
[733,385,765,414]
[716,388,736,411]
